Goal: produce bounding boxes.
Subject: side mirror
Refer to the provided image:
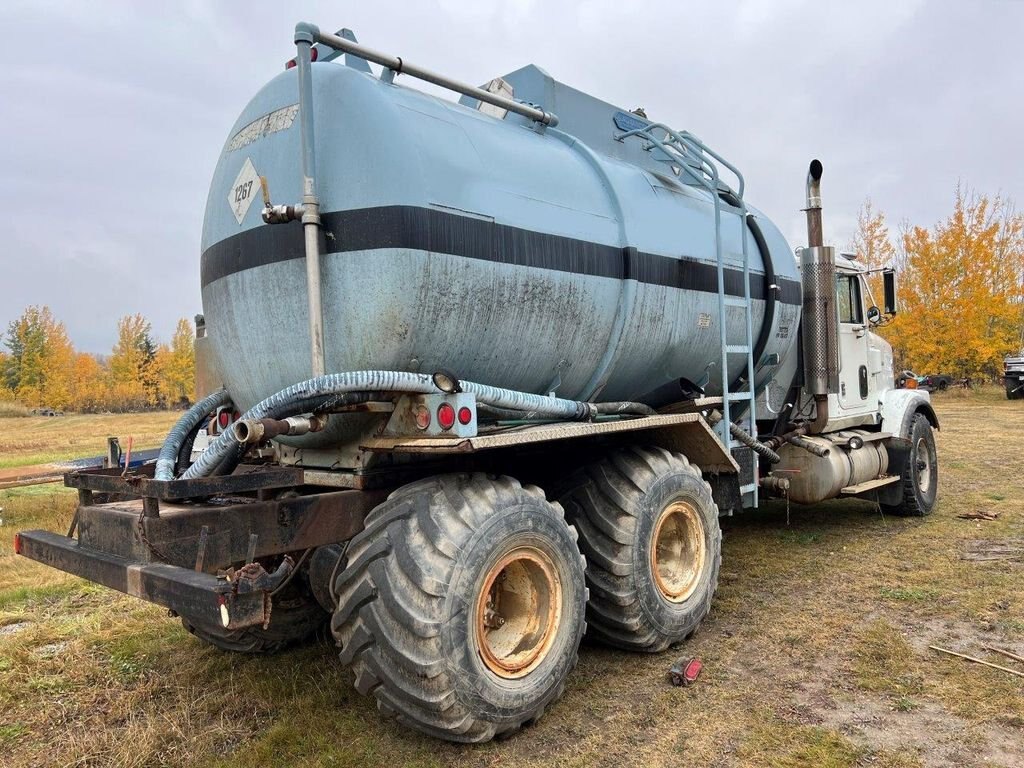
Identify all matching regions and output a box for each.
[867,305,881,324]
[883,269,897,315]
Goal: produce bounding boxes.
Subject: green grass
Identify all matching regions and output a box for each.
[738,716,863,768]
[879,586,939,601]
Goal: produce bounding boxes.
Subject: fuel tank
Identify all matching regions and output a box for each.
[199,54,802,460]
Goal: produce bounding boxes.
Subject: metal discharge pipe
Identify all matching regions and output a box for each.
[233,415,327,446]
[294,24,326,378]
[308,26,559,127]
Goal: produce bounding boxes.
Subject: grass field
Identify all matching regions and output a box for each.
[0,392,1021,767]
[0,411,180,469]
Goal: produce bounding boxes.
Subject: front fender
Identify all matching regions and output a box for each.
[879,389,939,438]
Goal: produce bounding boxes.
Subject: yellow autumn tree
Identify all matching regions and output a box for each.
[885,187,1024,379]
[108,314,157,410]
[851,199,897,305]
[2,306,75,409]
[70,352,108,412]
[156,318,196,406]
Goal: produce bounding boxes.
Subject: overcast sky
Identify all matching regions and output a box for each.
[2,0,1022,353]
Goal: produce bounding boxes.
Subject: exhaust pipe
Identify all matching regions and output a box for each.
[805,159,823,248]
[800,159,837,433]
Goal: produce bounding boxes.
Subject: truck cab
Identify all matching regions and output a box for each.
[831,253,896,429]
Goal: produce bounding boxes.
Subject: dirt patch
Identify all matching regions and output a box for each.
[820,696,1022,768]
[0,621,31,636]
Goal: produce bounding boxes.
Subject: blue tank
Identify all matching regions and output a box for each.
[199,53,802,463]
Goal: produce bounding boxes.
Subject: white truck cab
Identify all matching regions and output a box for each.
[831,253,895,429]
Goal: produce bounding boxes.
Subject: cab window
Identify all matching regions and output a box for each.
[836,274,862,324]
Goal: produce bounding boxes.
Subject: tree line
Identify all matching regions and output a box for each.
[1,308,195,412]
[853,186,1024,380]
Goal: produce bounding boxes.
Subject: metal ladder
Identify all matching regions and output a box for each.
[615,123,759,504]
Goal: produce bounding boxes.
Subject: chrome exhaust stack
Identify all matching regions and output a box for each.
[800,159,838,433]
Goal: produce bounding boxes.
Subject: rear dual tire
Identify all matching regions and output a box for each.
[560,446,721,653]
[332,473,587,743]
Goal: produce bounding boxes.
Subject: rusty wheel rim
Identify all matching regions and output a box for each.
[476,546,562,679]
[916,437,932,492]
[651,500,706,603]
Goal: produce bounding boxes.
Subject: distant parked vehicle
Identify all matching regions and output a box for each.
[1006,354,1024,400]
[31,407,65,417]
[922,373,954,391]
[896,371,957,392]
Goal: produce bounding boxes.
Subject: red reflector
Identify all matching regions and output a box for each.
[13,533,22,555]
[414,406,431,430]
[218,411,230,429]
[310,47,318,62]
[285,59,296,69]
[437,403,456,430]
[457,406,473,425]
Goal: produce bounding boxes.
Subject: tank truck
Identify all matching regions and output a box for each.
[17,23,939,742]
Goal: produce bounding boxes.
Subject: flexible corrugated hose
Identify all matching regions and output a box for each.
[176,371,654,480]
[154,389,231,480]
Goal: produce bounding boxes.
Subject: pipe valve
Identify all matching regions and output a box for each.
[259,175,305,224]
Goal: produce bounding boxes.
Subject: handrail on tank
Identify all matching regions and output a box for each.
[614,123,745,201]
[300,23,559,127]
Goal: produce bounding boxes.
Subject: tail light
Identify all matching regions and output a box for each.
[13,533,22,555]
[457,406,473,425]
[414,406,431,430]
[218,411,231,429]
[437,403,456,430]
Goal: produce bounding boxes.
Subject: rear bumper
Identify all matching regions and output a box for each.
[17,530,270,630]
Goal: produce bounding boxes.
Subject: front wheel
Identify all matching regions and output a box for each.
[884,413,938,516]
[332,473,587,743]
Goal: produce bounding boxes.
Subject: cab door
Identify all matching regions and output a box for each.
[836,272,872,411]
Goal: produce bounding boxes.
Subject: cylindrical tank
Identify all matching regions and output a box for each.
[776,433,889,504]
[199,59,802,462]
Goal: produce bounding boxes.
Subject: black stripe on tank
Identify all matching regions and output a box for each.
[200,204,803,305]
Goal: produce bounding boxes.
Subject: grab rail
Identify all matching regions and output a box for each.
[298,23,559,127]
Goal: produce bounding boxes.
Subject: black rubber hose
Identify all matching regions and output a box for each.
[593,401,657,416]
[174,419,206,476]
[728,421,781,464]
[736,214,777,388]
